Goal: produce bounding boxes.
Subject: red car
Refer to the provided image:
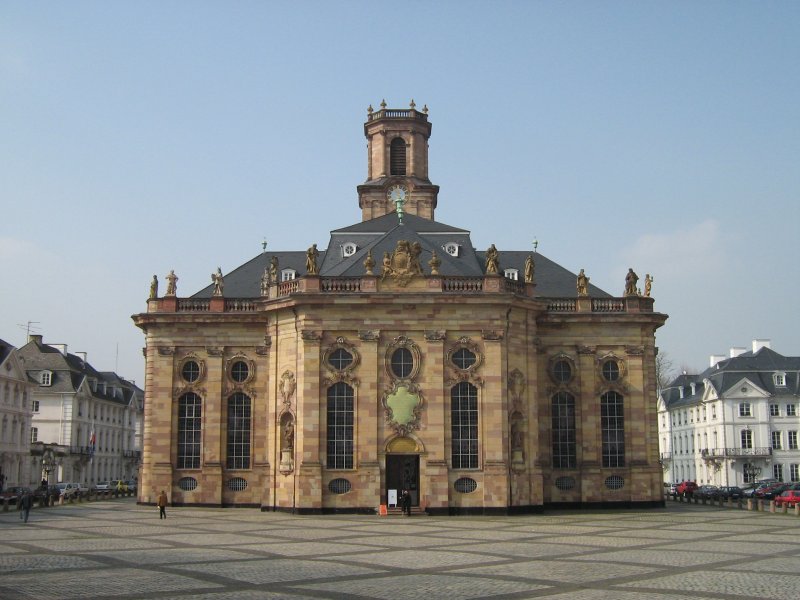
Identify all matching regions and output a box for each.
[774,490,800,508]
[676,481,699,497]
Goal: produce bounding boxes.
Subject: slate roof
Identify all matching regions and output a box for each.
[0,337,13,366]
[17,339,143,404]
[661,347,800,410]
[193,212,612,298]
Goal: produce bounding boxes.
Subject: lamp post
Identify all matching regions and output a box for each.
[41,447,58,488]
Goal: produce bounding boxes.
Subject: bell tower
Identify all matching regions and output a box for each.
[358,100,439,221]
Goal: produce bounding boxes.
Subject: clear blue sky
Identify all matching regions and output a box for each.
[2,1,798,383]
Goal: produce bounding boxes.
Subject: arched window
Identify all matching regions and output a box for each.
[178,393,202,469]
[327,383,353,469]
[552,392,576,468]
[391,348,413,379]
[226,393,251,469]
[451,382,478,469]
[390,137,406,176]
[601,391,625,468]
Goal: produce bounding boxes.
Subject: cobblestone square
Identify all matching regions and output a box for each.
[2,498,800,599]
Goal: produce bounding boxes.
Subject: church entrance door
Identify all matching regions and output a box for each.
[386,454,419,506]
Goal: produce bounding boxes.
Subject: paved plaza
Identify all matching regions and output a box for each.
[2,498,800,600]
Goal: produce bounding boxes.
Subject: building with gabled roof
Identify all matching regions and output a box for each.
[134,103,667,513]
[17,335,143,487]
[0,338,35,489]
[658,340,800,487]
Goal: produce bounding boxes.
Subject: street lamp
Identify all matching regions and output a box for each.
[41,446,57,488]
[743,462,761,487]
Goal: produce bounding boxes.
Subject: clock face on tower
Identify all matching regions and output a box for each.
[388,185,408,204]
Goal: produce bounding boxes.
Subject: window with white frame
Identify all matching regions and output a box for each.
[341,242,358,258]
[773,463,784,482]
[504,268,519,281]
[791,464,799,482]
[281,269,297,281]
[772,431,782,450]
[712,404,717,419]
[741,429,753,449]
[789,431,798,450]
[774,373,786,387]
[30,427,38,443]
[39,371,52,386]
[787,404,797,417]
[770,404,780,417]
[443,242,460,257]
[32,400,40,413]
[739,403,752,417]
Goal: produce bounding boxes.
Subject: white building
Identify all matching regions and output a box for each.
[17,335,143,487]
[658,340,800,486]
[0,338,35,489]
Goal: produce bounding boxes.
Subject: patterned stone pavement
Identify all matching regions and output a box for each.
[2,498,800,599]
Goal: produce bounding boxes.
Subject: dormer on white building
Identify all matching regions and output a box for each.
[39,371,52,386]
[281,269,297,281]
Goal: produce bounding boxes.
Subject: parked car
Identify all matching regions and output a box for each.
[94,481,111,491]
[54,483,80,499]
[0,486,31,504]
[742,483,769,497]
[774,490,800,508]
[75,482,90,494]
[111,480,128,492]
[694,485,719,500]
[758,483,791,500]
[125,480,137,493]
[665,483,678,496]
[713,486,744,500]
[676,481,699,497]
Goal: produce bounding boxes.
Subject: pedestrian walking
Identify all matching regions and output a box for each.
[157,490,168,519]
[19,490,33,523]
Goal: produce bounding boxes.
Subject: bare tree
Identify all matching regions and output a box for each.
[655,350,675,394]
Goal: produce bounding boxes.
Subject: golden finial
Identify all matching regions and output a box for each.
[380,99,387,109]
[410,99,416,109]
[367,104,373,114]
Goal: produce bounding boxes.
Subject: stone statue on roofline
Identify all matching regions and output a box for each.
[211,267,224,297]
[363,249,375,275]
[428,250,441,276]
[149,275,158,299]
[644,274,653,297]
[624,268,639,297]
[524,254,535,284]
[485,244,499,274]
[165,270,178,296]
[306,244,319,275]
[577,269,589,297]
[269,256,278,284]
[260,268,270,296]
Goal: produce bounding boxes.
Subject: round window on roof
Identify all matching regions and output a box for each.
[602,359,620,382]
[231,360,249,383]
[329,348,354,371]
[553,359,572,383]
[181,360,200,383]
[391,348,413,378]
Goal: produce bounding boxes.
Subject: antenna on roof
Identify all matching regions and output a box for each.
[17,321,40,341]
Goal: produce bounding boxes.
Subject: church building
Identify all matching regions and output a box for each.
[133,102,668,514]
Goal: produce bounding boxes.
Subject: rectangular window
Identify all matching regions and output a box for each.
[739,403,752,417]
[551,392,576,469]
[791,464,799,483]
[775,373,786,387]
[30,427,38,443]
[226,393,251,470]
[789,431,798,450]
[712,404,717,419]
[32,400,40,413]
[788,404,797,417]
[177,393,202,469]
[326,382,354,469]
[772,431,782,450]
[741,429,753,449]
[601,392,625,468]
[451,382,479,469]
[774,463,784,482]
[770,404,780,417]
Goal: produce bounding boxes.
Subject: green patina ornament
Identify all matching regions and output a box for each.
[386,385,420,427]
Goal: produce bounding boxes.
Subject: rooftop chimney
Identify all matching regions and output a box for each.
[52,344,68,356]
[29,334,43,344]
[75,352,87,364]
[710,354,726,368]
[730,347,746,358]
[753,339,771,353]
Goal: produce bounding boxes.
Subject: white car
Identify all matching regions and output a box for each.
[94,481,111,491]
[54,483,80,499]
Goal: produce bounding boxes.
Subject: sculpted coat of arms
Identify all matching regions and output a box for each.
[381,240,424,286]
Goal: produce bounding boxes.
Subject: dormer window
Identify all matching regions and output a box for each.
[341,242,358,258]
[504,268,519,281]
[774,372,786,387]
[281,269,297,282]
[39,371,52,386]
[443,243,460,257]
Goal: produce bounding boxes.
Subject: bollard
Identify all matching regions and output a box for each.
[769,500,776,513]
[794,504,800,517]
[747,499,754,511]
[2,498,8,512]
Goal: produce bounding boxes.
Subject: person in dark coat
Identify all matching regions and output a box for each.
[19,490,33,523]
[401,489,411,516]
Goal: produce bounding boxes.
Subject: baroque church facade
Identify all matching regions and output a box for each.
[134,103,667,514]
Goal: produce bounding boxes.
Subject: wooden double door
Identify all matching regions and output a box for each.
[386,454,420,506]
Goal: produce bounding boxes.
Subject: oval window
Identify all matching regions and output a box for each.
[231,360,249,383]
[553,360,572,383]
[328,478,352,494]
[602,360,620,382]
[226,477,247,492]
[329,348,354,371]
[454,477,478,494]
[182,360,200,383]
[391,348,413,378]
[178,477,198,491]
[452,348,477,370]
[605,475,624,490]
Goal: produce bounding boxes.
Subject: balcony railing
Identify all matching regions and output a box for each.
[701,447,772,458]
